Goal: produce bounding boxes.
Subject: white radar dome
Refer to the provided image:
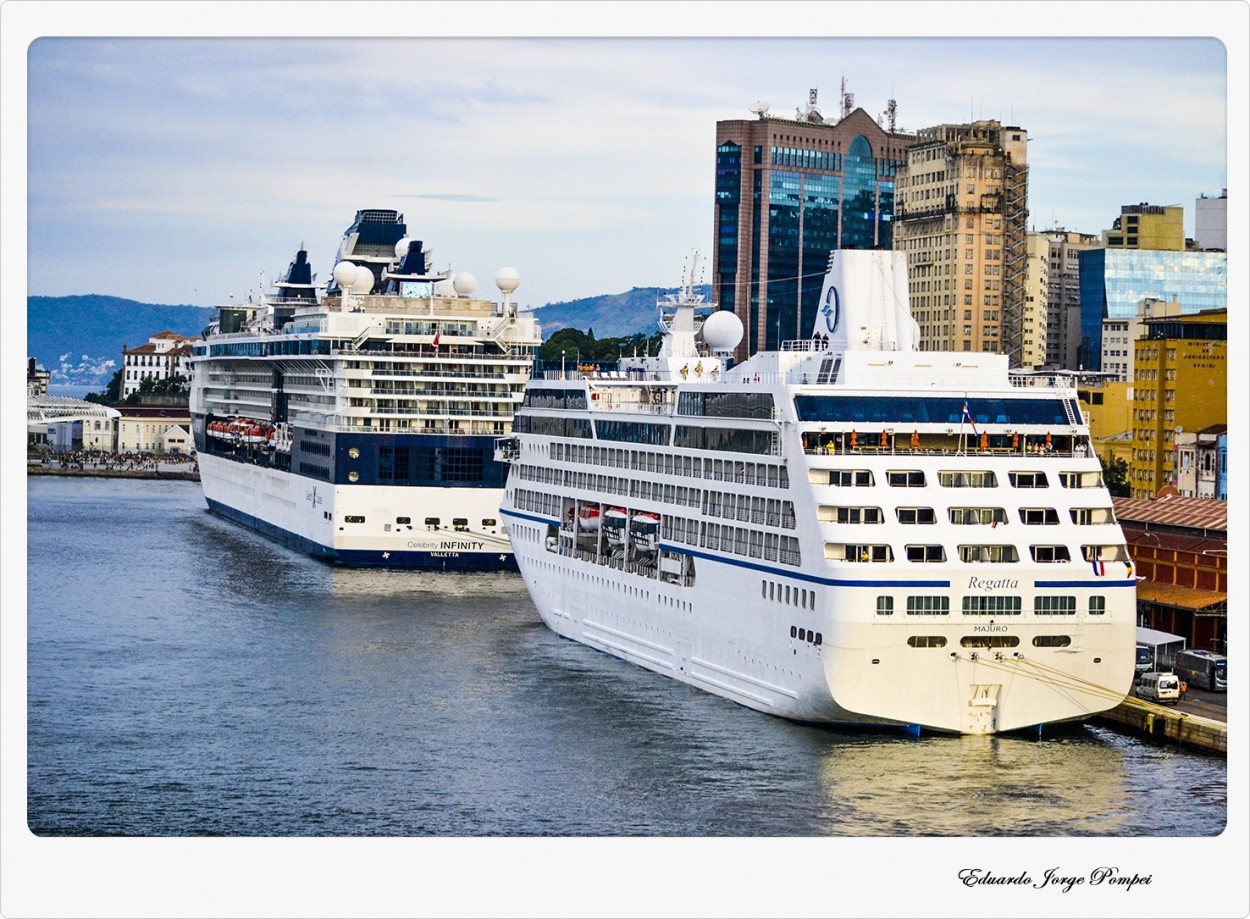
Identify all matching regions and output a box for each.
[351,267,375,293]
[394,238,411,259]
[332,261,359,288]
[434,276,456,297]
[702,309,744,352]
[453,272,477,297]
[495,267,521,294]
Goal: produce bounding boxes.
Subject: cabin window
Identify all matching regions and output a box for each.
[1019,508,1060,525]
[1070,507,1115,525]
[1034,595,1077,616]
[876,596,894,616]
[344,515,366,524]
[1009,471,1048,488]
[905,544,946,563]
[907,636,948,648]
[1082,544,1129,562]
[939,470,998,488]
[829,469,874,487]
[962,595,1022,615]
[960,635,1020,648]
[887,470,926,487]
[958,544,1019,563]
[1033,636,1073,647]
[896,507,937,524]
[1089,596,1107,615]
[1030,545,1072,563]
[948,507,1007,525]
[906,596,950,616]
[1059,470,1104,489]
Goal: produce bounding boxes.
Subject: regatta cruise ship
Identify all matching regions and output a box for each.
[497,250,1136,734]
[189,209,540,569]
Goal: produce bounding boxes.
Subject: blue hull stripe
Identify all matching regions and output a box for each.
[501,508,559,528]
[1035,579,1136,588]
[207,498,518,571]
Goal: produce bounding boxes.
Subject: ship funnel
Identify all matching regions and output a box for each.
[814,250,918,352]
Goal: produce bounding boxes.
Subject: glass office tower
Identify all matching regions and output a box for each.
[715,105,913,358]
[1078,248,1228,370]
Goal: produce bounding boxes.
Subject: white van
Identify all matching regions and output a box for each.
[1136,672,1181,705]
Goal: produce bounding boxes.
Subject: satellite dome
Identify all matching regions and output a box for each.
[702,309,744,352]
[332,261,359,288]
[351,266,375,293]
[434,276,456,297]
[394,238,411,259]
[453,272,477,297]
[495,267,521,294]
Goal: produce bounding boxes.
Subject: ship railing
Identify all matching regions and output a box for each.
[780,339,827,352]
[588,399,673,417]
[368,407,515,418]
[800,441,1090,459]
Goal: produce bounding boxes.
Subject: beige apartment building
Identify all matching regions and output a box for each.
[893,120,1029,363]
[1020,232,1049,369]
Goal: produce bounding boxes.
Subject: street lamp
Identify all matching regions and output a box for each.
[561,349,566,378]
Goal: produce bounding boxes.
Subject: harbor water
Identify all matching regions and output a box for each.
[25,477,1227,838]
[19,476,1245,917]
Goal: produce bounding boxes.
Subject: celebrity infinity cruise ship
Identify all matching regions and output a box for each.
[189,209,540,569]
[496,250,1136,734]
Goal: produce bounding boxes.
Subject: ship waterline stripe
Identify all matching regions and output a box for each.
[1035,579,1136,588]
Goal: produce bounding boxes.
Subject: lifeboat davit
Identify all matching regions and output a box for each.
[577,506,602,531]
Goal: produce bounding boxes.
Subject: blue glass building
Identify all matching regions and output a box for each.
[715,107,913,357]
[1077,248,1227,370]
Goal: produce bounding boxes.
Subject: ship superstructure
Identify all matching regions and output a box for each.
[189,209,540,569]
[497,249,1136,734]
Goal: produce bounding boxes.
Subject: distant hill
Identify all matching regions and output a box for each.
[28,295,215,391]
[27,285,712,391]
[530,285,712,340]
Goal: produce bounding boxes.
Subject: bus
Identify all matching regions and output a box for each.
[1173,649,1227,692]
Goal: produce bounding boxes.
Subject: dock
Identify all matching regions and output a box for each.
[1093,696,1226,755]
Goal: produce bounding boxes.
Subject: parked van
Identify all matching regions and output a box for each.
[1136,672,1181,705]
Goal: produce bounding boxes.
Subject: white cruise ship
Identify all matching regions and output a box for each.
[497,249,1136,734]
[189,208,540,569]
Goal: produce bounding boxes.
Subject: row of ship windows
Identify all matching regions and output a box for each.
[548,442,790,489]
[828,543,1129,563]
[813,469,1102,489]
[879,595,1105,615]
[664,518,802,567]
[909,635,1074,648]
[513,467,799,531]
[822,506,1116,526]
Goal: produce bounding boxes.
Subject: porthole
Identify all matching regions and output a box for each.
[348,447,360,458]
[348,470,359,482]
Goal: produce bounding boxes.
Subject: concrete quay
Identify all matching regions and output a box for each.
[27,460,199,482]
[1092,696,1226,756]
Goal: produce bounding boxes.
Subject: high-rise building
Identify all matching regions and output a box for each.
[1194,189,1227,251]
[1042,229,1100,370]
[1020,232,1049,369]
[713,91,915,357]
[892,120,1029,362]
[1102,203,1185,250]
[1077,248,1227,370]
[1128,309,1227,499]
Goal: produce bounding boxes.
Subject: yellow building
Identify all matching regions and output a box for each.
[1129,309,1227,498]
[1103,203,1184,251]
[894,120,1029,362]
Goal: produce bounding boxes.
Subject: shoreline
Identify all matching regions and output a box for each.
[27,463,200,482]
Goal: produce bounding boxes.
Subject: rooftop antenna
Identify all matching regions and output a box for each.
[841,75,854,119]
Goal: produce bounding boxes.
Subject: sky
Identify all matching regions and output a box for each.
[3,4,1248,918]
[8,6,1242,315]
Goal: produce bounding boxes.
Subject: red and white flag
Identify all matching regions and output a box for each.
[432,328,441,347]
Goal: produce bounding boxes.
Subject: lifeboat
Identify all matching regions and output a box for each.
[577,506,602,531]
[629,512,661,553]
[603,507,628,546]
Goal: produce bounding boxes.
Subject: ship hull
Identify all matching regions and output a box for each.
[200,452,517,571]
[505,508,1135,735]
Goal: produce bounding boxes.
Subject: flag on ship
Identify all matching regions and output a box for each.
[1092,560,1106,576]
[961,399,978,436]
[433,328,441,347]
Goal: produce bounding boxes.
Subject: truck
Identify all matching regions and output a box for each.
[1135,626,1186,675]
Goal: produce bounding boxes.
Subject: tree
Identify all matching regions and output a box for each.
[84,368,123,405]
[1103,456,1130,497]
